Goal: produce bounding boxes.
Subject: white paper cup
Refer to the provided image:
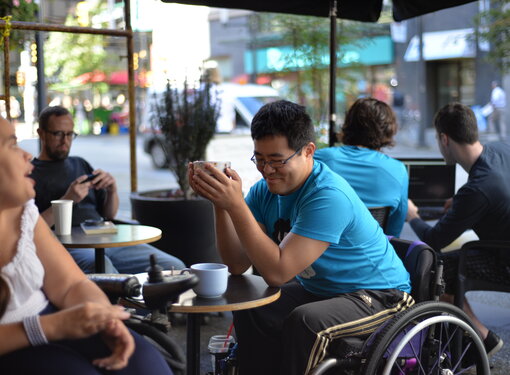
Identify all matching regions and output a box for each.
[193,161,231,175]
[51,199,73,235]
[181,263,228,298]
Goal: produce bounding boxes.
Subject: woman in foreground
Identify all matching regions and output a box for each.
[0,116,172,374]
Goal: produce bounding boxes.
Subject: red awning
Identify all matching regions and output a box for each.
[107,71,147,86]
[71,70,106,85]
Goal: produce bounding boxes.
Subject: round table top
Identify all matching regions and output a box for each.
[134,272,281,313]
[57,224,162,249]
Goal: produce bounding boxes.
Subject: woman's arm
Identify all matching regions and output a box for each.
[0,217,135,368]
[34,217,110,308]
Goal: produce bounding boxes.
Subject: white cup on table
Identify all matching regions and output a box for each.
[51,199,73,235]
[181,263,228,298]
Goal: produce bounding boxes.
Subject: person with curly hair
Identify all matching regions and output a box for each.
[315,97,408,237]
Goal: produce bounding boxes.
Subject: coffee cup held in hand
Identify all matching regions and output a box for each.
[51,199,73,235]
[193,161,231,176]
[180,263,228,298]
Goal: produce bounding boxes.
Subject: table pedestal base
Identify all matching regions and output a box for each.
[186,313,202,375]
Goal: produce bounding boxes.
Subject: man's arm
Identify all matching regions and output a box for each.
[225,199,329,285]
[90,169,119,220]
[407,188,489,250]
[214,206,252,274]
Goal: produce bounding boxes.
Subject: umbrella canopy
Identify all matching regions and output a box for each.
[161,0,473,22]
[162,0,476,144]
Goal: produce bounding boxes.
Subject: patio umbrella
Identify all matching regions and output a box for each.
[161,0,476,145]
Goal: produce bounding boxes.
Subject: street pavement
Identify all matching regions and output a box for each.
[16,124,510,373]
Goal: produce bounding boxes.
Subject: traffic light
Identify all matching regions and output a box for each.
[76,1,90,26]
[16,71,25,87]
[30,43,37,64]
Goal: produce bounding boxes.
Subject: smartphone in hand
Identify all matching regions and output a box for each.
[80,173,97,183]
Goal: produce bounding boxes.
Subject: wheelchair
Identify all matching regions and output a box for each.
[310,237,491,375]
[88,255,199,375]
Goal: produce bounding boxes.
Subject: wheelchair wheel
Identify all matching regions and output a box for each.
[126,318,186,375]
[362,302,490,375]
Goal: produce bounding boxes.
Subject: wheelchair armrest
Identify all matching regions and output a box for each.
[88,274,141,299]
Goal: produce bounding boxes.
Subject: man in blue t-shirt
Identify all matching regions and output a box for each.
[190,100,411,375]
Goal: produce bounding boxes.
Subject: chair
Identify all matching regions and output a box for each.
[368,206,390,233]
[454,240,510,309]
[388,237,439,303]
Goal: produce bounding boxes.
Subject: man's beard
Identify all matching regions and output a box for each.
[45,144,69,161]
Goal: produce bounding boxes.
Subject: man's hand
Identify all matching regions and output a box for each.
[62,175,94,203]
[406,199,420,222]
[443,197,453,212]
[189,162,244,211]
[89,169,117,193]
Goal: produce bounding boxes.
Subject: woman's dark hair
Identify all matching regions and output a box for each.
[251,100,315,151]
[433,103,478,144]
[38,105,71,131]
[0,276,10,318]
[340,97,397,149]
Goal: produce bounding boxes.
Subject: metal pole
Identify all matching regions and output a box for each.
[35,7,46,120]
[328,0,337,147]
[0,20,131,37]
[3,35,11,122]
[417,16,427,148]
[124,0,137,194]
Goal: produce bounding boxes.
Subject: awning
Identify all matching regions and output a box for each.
[245,36,394,74]
[404,28,475,62]
[71,70,106,85]
[108,71,148,86]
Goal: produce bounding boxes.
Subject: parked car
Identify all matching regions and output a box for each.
[141,83,281,169]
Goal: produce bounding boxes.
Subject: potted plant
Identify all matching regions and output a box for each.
[131,76,222,266]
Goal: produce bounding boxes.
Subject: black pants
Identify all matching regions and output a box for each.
[233,280,413,375]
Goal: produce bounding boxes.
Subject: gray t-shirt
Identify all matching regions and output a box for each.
[31,156,106,226]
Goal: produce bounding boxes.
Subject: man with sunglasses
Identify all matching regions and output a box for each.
[189,100,412,375]
[30,105,185,274]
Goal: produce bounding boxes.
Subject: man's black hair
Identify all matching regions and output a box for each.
[38,106,71,131]
[251,100,315,151]
[433,103,478,145]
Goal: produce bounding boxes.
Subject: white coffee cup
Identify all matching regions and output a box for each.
[181,263,228,298]
[51,199,73,235]
[193,161,231,175]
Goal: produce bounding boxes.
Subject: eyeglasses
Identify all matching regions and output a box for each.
[251,146,303,169]
[45,130,78,140]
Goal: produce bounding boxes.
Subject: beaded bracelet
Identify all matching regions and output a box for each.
[22,315,48,346]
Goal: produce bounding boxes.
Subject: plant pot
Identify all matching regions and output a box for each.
[130,190,221,267]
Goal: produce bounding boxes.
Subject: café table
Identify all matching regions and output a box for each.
[134,272,281,375]
[56,224,162,273]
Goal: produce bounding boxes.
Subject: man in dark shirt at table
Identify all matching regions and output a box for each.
[31,105,185,274]
[190,100,412,375]
[407,102,510,357]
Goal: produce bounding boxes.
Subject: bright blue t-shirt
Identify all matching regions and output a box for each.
[315,145,408,237]
[245,160,411,297]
